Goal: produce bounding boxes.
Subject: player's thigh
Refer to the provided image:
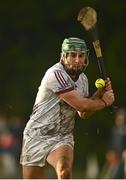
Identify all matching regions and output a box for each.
[47,144,73,169]
[23,165,45,179]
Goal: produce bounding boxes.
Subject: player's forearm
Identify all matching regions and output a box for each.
[78,96,103,119]
[91,89,105,99]
[60,90,106,112]
[76,97,106,112]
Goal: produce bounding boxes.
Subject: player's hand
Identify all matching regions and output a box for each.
[105,78,113,91]
[101,90,115,107]
[91,89,106,99]
[92,78,113,100]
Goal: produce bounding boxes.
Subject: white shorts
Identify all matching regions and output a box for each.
[20,128,74,167]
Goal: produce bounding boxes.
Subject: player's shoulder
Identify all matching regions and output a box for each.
[80,72,88,81]
[46,62,66,75]
[42,62,67,83]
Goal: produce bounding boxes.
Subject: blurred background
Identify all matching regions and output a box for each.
[0,0,126,178]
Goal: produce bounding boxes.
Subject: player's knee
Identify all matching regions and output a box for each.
[59,168,71,179]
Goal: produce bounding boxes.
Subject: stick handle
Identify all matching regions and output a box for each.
[93,40,115,113]
[97,57,108,80]
[92,40,108,79]
[97,58,115,113]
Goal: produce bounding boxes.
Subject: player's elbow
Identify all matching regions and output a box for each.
[78,112,88,119]
[73,103,87,112]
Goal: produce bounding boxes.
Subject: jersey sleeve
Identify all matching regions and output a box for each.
[47,70,74,94]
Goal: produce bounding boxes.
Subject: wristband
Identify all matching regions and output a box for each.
[101,99,108,107]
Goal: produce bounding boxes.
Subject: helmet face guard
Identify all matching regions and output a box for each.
[61,37,89,77]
